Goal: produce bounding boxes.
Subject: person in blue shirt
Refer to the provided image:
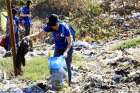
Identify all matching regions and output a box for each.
[20,0,32,36]
[5,8,19,51]
[28,14,73,86]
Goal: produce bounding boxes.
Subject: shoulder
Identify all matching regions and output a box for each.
[21,6,28,11]
[43,25,51,32]
[59,22,71,36]
[59,22,70,30]
[21,6,26,10]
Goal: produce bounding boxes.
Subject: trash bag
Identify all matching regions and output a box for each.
[0,46,6,57]
[7,88,23,93]
[48,55,67,90]
[23,85,45,93]
[48,55,67,70]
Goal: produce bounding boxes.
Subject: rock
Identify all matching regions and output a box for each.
[23,85,45,93]
[71,86,81,93]
[81,49,96,56]
[131,12,140,19]
[127,71,140,84]
[34,50,45,56]
[92,42,102,48]
[3,51,12,57]
[74,41,92,49]
[74,47,83,51]
[112,75,123,83]
[115,69,130,77]
[36,83,49,92]
[25,52,38,58]
[7,88,23,93]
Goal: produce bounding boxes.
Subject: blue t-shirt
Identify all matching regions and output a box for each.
[43,22,71,49]
[20,6,32,26]
[13,16,19,33]
[6,16,19,35]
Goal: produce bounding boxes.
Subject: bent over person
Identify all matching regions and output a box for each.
[28,14,74,86]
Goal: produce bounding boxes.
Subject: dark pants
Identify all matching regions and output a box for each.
[24,25,30,36]
[5,32,19,51]
[54,47,73,86]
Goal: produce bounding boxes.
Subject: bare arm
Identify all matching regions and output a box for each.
[20,14,31,17]
[20,12,31,17]
[65,35,73,53]
[29,31,46,39]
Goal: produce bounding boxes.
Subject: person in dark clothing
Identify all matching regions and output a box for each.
[15,38,32,76]
[20,0,32,36]
[28,14,74,86]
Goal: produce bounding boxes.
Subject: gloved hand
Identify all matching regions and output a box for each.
[63,51,68,58]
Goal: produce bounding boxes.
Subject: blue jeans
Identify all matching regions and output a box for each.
[54,47,73,86]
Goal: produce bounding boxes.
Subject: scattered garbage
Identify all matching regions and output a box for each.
[0,46,6,57]
[131,12,140,19]
[74,41,92,50]
[23,85,45,93]
[7,88,23,93]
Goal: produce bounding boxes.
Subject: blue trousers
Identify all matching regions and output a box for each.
[5,32,19,51]
[54,47,73,86]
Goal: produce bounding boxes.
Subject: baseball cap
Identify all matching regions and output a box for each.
[47,14,59,26]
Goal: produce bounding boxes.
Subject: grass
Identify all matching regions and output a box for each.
[19,56,49,81]
[0,54,83,81]
[0,56,49,81]
[0,57,13,73]
[113,37,140,50]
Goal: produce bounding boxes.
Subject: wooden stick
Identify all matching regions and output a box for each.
[6,0,17,76]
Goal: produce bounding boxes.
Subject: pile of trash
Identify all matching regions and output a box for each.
[0,82,48,93]
[69,47,140,93]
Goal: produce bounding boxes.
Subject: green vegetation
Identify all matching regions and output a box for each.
[0,55,83,81]
[0,57,13,73]
[19,56,49,81]
[114,37,140,50]
[0,56,49,81]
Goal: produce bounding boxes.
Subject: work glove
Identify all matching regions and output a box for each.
[63,51,68,58]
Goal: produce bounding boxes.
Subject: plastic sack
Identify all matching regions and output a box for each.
[23,85,45,93]
[48,55,66,70]
[0,46,6,57]
[48,55,67,90]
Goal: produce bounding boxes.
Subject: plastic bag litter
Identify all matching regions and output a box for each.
[48,55,67,90]
[7,88,23,93]
[0,46,6,57]
[48,55,67,70]
[23,85,45,93]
